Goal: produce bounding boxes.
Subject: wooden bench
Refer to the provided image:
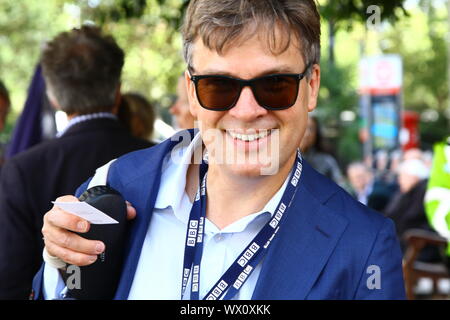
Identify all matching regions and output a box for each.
[402,229,449,300]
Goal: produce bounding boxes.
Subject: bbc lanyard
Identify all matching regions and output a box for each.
[181,149,303,300]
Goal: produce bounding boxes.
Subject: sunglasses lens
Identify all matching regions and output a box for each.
[254,75,299,109]
[196,77,240,110]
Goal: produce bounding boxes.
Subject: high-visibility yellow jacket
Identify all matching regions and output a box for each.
[425,137,450,255]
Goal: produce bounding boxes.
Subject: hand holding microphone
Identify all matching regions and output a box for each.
[42,194,135,267]
[42,187,136,299]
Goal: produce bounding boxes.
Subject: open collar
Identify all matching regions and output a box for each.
[153,131,289,227]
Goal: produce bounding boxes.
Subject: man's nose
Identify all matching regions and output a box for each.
[227,87,268,121]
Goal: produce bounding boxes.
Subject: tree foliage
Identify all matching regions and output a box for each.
[379,1,449,147]
[80,0,409,31]
[316,58,360,164]
[319,0,408,26]
[0,0,71,136]
[382,1,448,113]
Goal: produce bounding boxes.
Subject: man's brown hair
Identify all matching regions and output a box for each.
[182,0,321,74]
[41,25,124,115]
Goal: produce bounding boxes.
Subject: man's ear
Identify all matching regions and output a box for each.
[185,70,198,117]
[307,64,320,112]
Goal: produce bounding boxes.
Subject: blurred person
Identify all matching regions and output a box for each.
[388,149,402,174]
[347,162,393,212]
[0,80,11,166]
[372,149,400,189]
[397,159,429,194]
[366,150,398,180]
[0,26,153,299]
[386,149,403,185]
[425,136,450,268]
[402,147,434,170]
[376,152,400,200]
[118,92,157,142]
[384,159,440,262]
[299,116,345,186]
[35,0,404,300]
[347,162,372,205]
[422,150,433,169]
[382,149,427,189]
[374,149,389,173]
[402,148,423,162]
[169,75,195,129]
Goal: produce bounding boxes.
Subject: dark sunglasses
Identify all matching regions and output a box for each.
[188,64,310,111]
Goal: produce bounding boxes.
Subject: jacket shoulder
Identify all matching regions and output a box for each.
[108,129,196,187]
[302,160,389,233]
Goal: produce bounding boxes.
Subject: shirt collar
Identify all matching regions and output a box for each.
[154,131,203,211]
[213,174,289,234]
[57,112,118,137]
[154,131,290,227]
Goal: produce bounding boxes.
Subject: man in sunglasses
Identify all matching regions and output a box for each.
[34,0,405,300]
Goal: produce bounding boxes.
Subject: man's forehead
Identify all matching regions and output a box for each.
[190,36,305,76]
[198,64,300,77]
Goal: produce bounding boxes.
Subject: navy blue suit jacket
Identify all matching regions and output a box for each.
[0,118,153,300]
[32,130,406,300]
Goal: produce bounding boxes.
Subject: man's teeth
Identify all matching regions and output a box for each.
[228,130,271,142]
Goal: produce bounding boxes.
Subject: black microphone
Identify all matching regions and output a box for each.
[64,185,127,300]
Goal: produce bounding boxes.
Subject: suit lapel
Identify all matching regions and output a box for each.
[114,164,162,299]
[114,129,197,299]
[252,164,349,300]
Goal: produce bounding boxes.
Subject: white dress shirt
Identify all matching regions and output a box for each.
[44,132,289,300]
[56,112,118,137]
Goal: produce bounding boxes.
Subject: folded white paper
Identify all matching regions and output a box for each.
[52,201,119,224]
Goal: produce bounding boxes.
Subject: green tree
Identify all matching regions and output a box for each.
[315,59,360,167]
[319,0,408,64]
[0,0,72,137]
[0,0,187,133]
[381,2,449,147]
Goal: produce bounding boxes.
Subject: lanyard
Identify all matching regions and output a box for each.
[181,150,303,300]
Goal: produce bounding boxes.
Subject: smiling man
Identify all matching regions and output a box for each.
[34,0,405,300]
